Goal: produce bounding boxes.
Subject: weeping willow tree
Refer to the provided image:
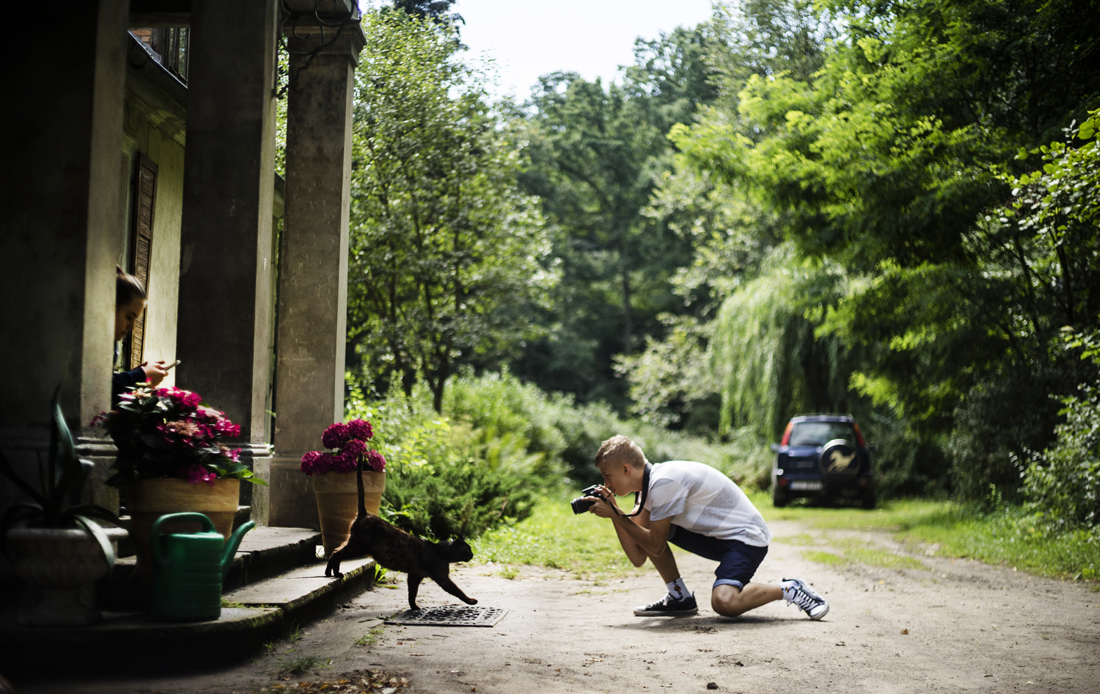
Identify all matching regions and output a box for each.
[710,247,856,439]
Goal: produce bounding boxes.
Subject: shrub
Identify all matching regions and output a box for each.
[948,365,1066,503]
[383,458,536,540]
[346,371,774,538]
[1021,385,1100,531]
[446,370,771,489]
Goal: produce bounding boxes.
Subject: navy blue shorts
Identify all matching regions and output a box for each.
[668,525,769,590]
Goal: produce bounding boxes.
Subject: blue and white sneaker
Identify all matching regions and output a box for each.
[781,578,829,620]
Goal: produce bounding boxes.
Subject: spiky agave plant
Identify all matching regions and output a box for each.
[0,387,122,566]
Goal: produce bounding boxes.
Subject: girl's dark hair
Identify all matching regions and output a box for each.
[116,266,147,306]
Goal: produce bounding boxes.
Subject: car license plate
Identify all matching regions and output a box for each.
[790,481,823,491]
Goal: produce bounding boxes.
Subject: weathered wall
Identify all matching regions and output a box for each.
[120,64,186,386]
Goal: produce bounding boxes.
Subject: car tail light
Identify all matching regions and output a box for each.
[780,421,793,446]
[853,423,866,447]
[778,478,789,488]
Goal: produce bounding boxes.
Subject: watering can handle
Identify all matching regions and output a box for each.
[150,512,217,572]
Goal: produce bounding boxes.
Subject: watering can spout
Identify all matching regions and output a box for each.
[222,520,255,581]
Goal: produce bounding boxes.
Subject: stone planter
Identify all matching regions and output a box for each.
[6,526,129,626]
[313,470,385,555]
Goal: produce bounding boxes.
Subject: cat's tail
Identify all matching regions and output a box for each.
[356,455,366,518]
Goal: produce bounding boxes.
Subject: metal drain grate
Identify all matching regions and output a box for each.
[384,605,508,627]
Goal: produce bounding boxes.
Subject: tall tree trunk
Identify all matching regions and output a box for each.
[431,349,450,413]
[621,253,633,356]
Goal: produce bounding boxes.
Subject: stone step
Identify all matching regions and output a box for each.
[0,531,377,677]
[104,526,324,609]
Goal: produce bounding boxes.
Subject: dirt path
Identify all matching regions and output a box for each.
[19,519,1100,694]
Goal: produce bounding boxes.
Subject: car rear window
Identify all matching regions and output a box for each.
[789,421,856,446]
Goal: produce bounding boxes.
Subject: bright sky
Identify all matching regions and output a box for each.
[452,0,715,100]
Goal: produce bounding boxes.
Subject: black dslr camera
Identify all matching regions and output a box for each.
[570,485,605,514]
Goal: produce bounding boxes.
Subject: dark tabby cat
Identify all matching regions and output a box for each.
[324,463,477,610]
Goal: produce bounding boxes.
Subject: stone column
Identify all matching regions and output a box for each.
[1,2,125,614]
[258,20,366,529]
[0,0,129,526]
[175,0,280,501]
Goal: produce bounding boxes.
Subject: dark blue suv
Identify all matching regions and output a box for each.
[770,414,876,509]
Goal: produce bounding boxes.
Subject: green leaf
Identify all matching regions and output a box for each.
[71,516,117,568]
[68,504,121,525]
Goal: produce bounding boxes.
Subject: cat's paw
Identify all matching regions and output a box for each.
[465,597,478,605]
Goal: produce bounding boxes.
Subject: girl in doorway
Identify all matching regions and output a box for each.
[113,268,169,407]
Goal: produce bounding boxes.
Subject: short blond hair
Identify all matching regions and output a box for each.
[594,435,646,469]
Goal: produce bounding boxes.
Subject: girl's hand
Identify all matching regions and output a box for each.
[141,360,169,387]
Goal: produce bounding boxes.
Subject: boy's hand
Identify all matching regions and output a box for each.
[587,486,618,518]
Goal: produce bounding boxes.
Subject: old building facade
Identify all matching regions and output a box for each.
[0,0,364,579]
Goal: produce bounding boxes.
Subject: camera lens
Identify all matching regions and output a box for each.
[570,497,594,515]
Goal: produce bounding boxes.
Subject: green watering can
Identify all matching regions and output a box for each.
[150,512,254,621]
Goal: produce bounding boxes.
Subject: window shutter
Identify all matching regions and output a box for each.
[129,153,158,369]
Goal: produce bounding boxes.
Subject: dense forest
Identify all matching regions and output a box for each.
[275,0,1100,539]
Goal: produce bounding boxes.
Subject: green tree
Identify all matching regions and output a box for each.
[347,10,553,412]
[514,25,720,409]
[390,0,462,23]
[617,1,833,431]
[668,0,1100,497]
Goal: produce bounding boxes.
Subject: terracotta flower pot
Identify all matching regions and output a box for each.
[6,526,129,626]
[125,478,240,583]
[313,470,385,556]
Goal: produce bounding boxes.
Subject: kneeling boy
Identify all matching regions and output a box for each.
[583,435,828,620]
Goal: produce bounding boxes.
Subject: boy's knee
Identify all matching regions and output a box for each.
[711,586,745,617]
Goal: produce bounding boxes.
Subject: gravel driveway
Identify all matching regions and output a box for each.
[18,518,1100,694]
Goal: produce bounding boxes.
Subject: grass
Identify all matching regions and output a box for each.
[473,492,651,581]
[276,656,320,677]
[287,622,305,643]
[803,550,847,567]
[753,491,1099,581]
[800,537,928,571]
[474,490,1099,584]
[355,625,386,647]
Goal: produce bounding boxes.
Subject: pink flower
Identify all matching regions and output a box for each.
[159,386,202,412]
[300,450,322,475]
[219,445,241,462]
[347,419,373,441]
[187,465,217,486]
[322,422,351,450]
[342,438,367,459]
[334,450,358,474]
[214,418,241,439]
[319,452,340,474]
[365,449,386,472]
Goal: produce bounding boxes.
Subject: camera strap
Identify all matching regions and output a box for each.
[619,462,652,518]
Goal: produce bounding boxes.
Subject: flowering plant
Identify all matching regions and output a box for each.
[300,418,386,476]
[93,385,265,487]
